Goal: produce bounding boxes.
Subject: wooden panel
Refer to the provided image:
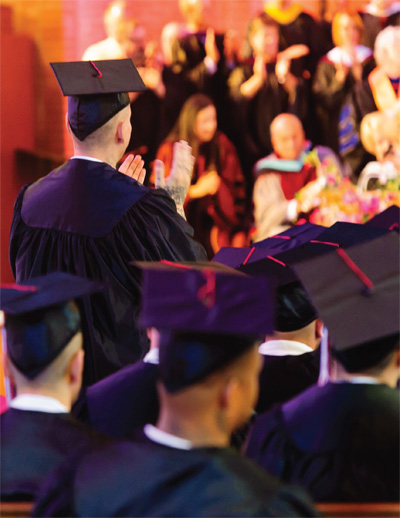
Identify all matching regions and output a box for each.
[317,502,400,517]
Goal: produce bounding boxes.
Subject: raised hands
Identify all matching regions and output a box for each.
[154,140,195,219]
[118,154,146,184]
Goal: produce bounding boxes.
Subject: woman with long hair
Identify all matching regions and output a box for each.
[153,93,249,258]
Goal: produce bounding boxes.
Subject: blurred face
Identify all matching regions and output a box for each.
[124,24,147,66]
[193,105,217,143]
[271,117,305,159]
[338,14,361,48]
[250,25,279,58]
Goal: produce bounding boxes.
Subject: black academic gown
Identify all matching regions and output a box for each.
[338,77,377,179]
[228,62,307,176]
[360,10,400,50]
[245,382,400,502]
[256,348,320,414]
[32,432,319,517]
[74,360,159,439]
[0,408,106,501]
[9,159,206,385]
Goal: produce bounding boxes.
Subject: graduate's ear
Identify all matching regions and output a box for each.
[315,319,324,339]
[65,113,72,135]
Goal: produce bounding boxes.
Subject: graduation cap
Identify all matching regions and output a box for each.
[139,263,275,392]
[253,222,326,251]
[294,233,400,370]
[50,59,146,141]
[1,272,104,379]
[365,205,400,232]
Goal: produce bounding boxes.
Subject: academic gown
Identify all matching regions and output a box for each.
[32,432,319,517]
[245,382,400,502]
[228,62,307,175]
[9,159,206,385]
[359,9,400,50]
[256,348,320,414]
[0,408,106,501]
[74,360,159,439]
[313,49,375,152]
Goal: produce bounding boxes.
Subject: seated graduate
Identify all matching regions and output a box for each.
[255,280,322,414]
[32,266,319,518]
[0,273,108,501]
[252,113,343,242]
[9,59,206,386]
[244,232,400,502]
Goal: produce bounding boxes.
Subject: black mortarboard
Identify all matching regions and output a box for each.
[294,233,400,357]
[253,222,326,251]
[1,272,104,379]
[365,205,400,232]
[139,264,275,392]
[50,59,146,141]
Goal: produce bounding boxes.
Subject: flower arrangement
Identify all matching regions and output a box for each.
[307,177,400,226]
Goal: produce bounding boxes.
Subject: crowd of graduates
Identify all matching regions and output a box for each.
[0,0,400,516]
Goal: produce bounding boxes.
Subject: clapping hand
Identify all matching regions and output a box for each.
[155,140,195,219]
[118,154,146,184]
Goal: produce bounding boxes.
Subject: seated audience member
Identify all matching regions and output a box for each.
[313,11,375,153]
[359,0,400,50]
[358,109,400,190]
[339,25,400,180]
[245,233,400,502]
[228,13,308,176]
[9,60,206,386]
[255,281,321,414]
[0,273,107,501]
[33,268,319,518]
[154,94,249,258]
[252,113,343,241]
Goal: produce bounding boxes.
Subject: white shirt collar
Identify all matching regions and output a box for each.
[10,394,68,413]
[71,155,103,163]
[143,348,159,365]
[144,424,193,450]
[258,339,313,356]
[334,376,380,385]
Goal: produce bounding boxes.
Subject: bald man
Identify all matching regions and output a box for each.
[252,113,343,241]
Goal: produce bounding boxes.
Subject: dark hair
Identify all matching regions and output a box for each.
[333,333,399,374]
[166,93,220,172]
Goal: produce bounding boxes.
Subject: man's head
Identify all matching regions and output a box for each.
[270,114,306,160]
[50,59,145,155]
[1,273,103,408]
[139,263,275,444]
[179,0,204,26]
[374,26,400,78]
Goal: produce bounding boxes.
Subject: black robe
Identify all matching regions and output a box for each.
[359,10,400,49]
[313,54,375,152]
[32,432,319,517]
[245,382,400,502]
[9,159,206,385]
[256,349,320,414]
[228,62,307,177]
[338,77,377,179]
[74,360,159,439]
[0,408,106,501]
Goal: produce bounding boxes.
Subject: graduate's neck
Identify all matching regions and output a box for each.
[156,385,231,448]
[334,354,400,388]
[72,144,119,169]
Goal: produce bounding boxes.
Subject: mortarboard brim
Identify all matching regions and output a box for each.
[293,232,400,352]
